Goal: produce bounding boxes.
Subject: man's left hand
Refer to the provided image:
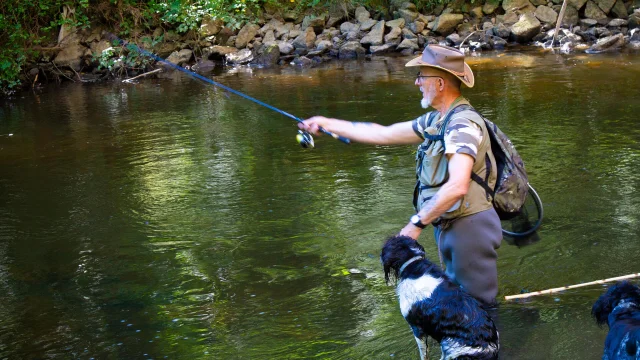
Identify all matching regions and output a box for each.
[399,223,423,240]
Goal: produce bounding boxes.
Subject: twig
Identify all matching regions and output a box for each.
[51,62,75,82]
[123,68,162,83]
[553,0,569,47]
[505,273,640,300]
[459,29,481,50]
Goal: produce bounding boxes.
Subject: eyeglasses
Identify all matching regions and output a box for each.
[416,72,442,82]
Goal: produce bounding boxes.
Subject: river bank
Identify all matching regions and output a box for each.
[12,0,640,93]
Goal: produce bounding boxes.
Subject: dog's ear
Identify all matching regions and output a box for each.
[592,292,613,327]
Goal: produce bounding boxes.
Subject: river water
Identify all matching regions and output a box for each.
[1,49,640,359]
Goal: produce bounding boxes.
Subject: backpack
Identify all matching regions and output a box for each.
[435,104,529,220]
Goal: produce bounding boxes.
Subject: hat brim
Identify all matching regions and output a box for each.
[406,55,475,88]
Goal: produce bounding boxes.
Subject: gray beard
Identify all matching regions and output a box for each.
[421,98,430,109]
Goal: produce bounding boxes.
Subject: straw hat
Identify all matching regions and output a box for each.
[405,45,475,88]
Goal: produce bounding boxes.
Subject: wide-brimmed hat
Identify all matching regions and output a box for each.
[405,45,474,88]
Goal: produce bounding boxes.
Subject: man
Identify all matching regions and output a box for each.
[299,45,502,306]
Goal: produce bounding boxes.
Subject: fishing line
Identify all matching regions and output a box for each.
[105,33,350,147]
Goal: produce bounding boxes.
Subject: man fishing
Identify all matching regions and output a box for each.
[299,45,502,306]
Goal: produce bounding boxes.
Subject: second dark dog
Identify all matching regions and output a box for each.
[592,281,640,359]
[381,235,499,360]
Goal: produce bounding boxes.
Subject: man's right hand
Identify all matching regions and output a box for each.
[299,116,331,135]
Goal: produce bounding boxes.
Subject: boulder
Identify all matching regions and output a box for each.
[361,20,386,46]
[277,41,295,55]
[483,1,500,14]
[386,18,406,28]
[511,13,542,42]
[630,14,640,29]
[433,13,464,35]
[587,33,625,51]
[397,38,420,50]
[502,0,537,13]
[191,59,215,74]
[409,21,426,34]
[585,1,608,21]
[385,26,403,43]
[560,5,580,26]
[355,6,371,23]
[204,45,237,60]
[54,43,87,70]
[580,18,599,27]
[226,49,254,64]
[595,0,616,13]
[275,22,294,39]
[610,0,629,18]
[569,0,589,9]
[535,5,558,24]
[370,43,397,54]
[254,43,280,66]
[608,18,628,26]
[340,22,360,34]
[292,27,317,49]
[360,19,379,31]
[499,11,521,25]
[493,23,512,38]
[302,15,326,34]
[200,17,224,37]
[338,41,366,59]
[236,24,260,49]
[291,56,313,68]
[166,49,193,65]
[398,8,419,23]
[89,40,111,55]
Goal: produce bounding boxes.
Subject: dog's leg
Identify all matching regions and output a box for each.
[414,335,428,360]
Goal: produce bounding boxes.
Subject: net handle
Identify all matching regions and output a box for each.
[502,183,543,237]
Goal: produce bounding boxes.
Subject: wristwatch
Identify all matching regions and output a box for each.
[410,214,427,229]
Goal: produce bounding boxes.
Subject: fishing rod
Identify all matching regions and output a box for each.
[105,33,350,148]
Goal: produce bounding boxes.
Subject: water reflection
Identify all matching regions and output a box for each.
[1,50,640,359]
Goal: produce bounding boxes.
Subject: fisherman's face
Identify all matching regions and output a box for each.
[415,69,442,109]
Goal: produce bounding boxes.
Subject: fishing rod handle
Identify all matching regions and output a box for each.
[319,127,351,144]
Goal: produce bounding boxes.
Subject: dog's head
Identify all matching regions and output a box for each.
[592,281,640,326]
[380,235,426,284]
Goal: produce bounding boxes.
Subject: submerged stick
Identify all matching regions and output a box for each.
[505,273,640,300]
[123,68,162,83]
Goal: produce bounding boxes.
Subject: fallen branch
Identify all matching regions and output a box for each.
[505,273,640,300]
[552,0,569,47]
[123,68,162,83]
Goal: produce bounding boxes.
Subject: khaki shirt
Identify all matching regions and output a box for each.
[412,98,497,221]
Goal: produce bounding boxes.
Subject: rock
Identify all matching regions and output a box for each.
[585,1,608,21]
[561,5,581,26]
[275,22,294,39]
[90,40,111,55]
[191,59,215,73]
[531,0,547,5]
[499,11,520,25]
[346,30,361,41]
[446,33,462,45]
[254,43,280,66]
[236,24,260,49]
[200,17,224,37]
[399,1,418,11]
[166,49,193,65]
[385,26,403,43]
[370,43,397,54]
[226,48,254,64]
[386,18,406,29]
[587,33,625,52]
[502,0,537,13]
[608,18,628,26]
[535,5,558,24]
[339,41,366,59]
[402,28,417,40]
[630,14,640,29]
[277,41,294,55]
[54,43,87,70]
[398,8,419,23]
[316,40,333,51]
[569,0,589,9]
[580,18,599,27]
[355,6,371,23]
[409,21,426,34]
[291,56,313,67]
[397,38,420,50]
[493,23,512,38]
[511,13,542,42]
[595,0,617,13]
[292,27,316,49]
[610,0,629,17]
[263,30,276,43]
[483,1,500,14]
[361,20,386,46]
[204,45,238,59]
[628,40,640,49]
[302,15,325,34]
[491,35,508,48]
[340,22,360,34]
[433,13,464,35]
[360,18,378,31]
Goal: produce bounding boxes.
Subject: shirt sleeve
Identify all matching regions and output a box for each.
[443,116,483,159]
[411,112,435,140]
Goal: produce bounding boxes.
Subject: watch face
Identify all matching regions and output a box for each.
[411,215,420,224]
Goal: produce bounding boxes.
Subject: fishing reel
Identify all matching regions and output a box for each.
[296,130,315,149]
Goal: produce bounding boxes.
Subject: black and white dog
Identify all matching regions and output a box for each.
[592,281,640,359]
[381,235,499,360]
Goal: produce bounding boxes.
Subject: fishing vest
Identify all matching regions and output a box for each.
[413,99,497,222]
